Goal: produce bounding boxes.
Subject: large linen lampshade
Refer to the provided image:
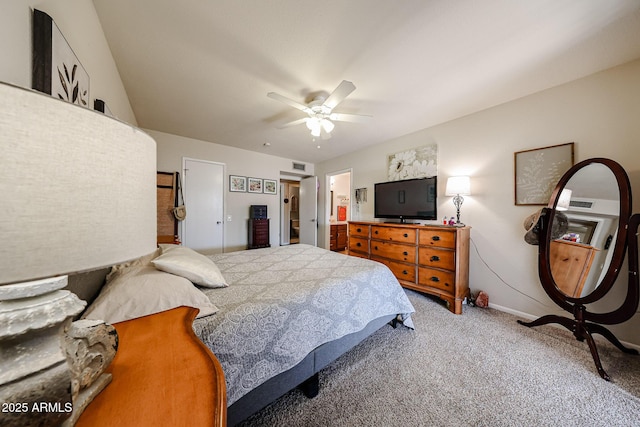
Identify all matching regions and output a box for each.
[0,82,156,426]
[0,82,157,285]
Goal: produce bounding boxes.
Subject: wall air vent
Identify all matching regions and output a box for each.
[292,162,306,172]
[570,200,593,209]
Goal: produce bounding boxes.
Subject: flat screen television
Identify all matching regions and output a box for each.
[374,177,437,222]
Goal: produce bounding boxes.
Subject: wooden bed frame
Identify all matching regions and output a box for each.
[66,268,396,426]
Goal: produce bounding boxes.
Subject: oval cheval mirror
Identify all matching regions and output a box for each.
[518,158,640,380]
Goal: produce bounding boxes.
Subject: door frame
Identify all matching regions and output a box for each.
[324,168,352,250]
[181,157,226,251]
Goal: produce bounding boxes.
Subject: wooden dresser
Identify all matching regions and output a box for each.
[330,223,348,251]
[248,218,270,249]
[348,221,471,314]
[76,307,226,427]
[550,240,598,297]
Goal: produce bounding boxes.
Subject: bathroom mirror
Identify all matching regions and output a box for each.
[519,158,640,380]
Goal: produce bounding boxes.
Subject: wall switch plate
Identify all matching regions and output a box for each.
[227,215,232,222]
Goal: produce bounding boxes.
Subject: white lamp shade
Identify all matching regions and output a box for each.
[557,189,572,211]
[321,119,335,133]
[0,83,157,286]
[445,176,471,196]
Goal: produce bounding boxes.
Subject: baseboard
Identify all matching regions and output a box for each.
[487,302,640,353]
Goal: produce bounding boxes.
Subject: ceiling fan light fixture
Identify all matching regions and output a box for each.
[321,118,334,133]
[305,118,321,137]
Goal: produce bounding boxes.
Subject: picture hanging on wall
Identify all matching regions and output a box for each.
[514,142,574,205]
[32,9,90,107]
[229,175,246,192]
[248,177,263,193]
[263,179,277,195]
[388,144,438,181]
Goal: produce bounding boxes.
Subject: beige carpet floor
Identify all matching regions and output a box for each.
[239,289,640,427]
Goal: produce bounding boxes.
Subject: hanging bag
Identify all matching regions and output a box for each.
[172,172,187,221]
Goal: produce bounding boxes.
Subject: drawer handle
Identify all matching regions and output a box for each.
[356,242,362,247]
[403,251,409,256]
[357,228,362,233]
[432,236,440,241]
[430,255,440,262]
[374,246,379,251]
[374,230,379,234]
[403,233,408,238]
[430,276,440,282]
[402,270,409,275]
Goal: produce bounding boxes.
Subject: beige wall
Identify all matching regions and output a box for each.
[151,129,314,252]
[317,58,640,346]
[0,0,136,124]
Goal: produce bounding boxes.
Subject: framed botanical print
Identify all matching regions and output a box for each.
[248,177,263,193]
[514,142,574,205]
[32,9,90,107]
[263,179,277,195]
[229,175,246,192]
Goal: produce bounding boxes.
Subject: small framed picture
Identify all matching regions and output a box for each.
[229,175,246,192]
[248,177,263,193]
[263,179,277,195]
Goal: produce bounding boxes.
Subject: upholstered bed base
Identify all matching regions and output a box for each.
[227,314,395,426]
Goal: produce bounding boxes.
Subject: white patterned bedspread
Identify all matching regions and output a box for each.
[192,244,415,406]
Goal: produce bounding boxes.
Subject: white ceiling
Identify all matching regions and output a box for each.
[93,0,640,164]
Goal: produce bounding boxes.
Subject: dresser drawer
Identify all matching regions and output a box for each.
[418,267,455,294]
[349,223,370,238]
[418,247,455,270]
[419,229,456,249]
[373,257,416,282]
[349,236,369,253]
[371,226,416,244]
[370,240,415,263]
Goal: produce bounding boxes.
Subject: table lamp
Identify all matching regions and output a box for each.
[0,82,156,425]
[445,176,471,225]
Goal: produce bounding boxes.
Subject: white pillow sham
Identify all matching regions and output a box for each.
[83,265,218,324]
[152,244,228,288]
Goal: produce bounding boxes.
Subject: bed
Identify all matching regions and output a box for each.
[76,243,415,425]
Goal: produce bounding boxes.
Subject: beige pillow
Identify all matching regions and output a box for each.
[152,244,228,288]
[105,248,161,282]
[83,265,218,324]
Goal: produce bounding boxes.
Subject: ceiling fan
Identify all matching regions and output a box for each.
[267,80,371,139]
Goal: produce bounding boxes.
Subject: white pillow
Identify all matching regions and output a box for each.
[152,244,228,288]
[83,265,218,324]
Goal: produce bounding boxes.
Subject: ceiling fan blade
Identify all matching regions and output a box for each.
[329,112,372,123]
[323,80,356,111]
[267,92,311,113]
[277,118,307,129]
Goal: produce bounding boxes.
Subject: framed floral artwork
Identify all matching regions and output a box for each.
[248,177,263,193]
[514,142,574,205]
[263,179,277,195]
[229,175,246,192]
[32,9,90,107]
[388,144,437,181]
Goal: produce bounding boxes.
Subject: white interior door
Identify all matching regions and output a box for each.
[182,158,224,253]
[299,176,318,246]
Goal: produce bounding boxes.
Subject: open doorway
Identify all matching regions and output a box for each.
[280,180,300,245]
[326,170,352,252]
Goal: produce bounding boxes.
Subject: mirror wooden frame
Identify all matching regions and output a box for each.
[518,158,640,380]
